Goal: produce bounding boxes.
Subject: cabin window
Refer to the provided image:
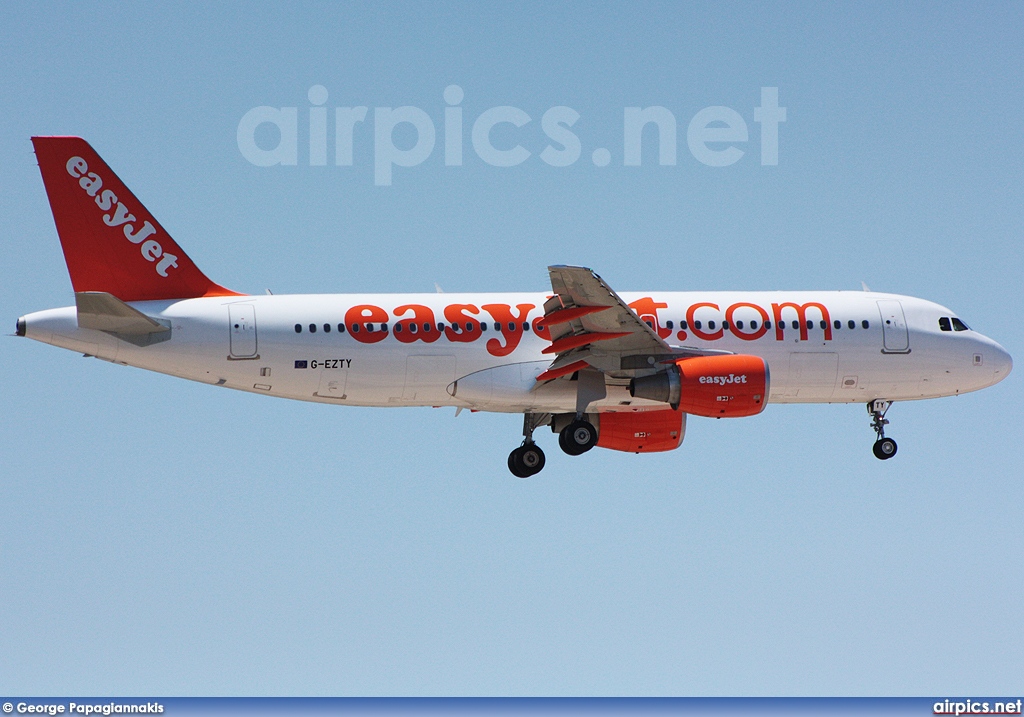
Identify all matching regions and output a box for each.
[380,323,388,332]
[791,320,799,330]
[437,323,444,332]
[765,321,772,329]
[666,320,674,329]
[523,322,530,331]
[694,320,702,330]
[309,323,316,333]
[862,320,870,329]
[480,322,487,331]
[819,320,827,330]
[324,323,331,333]
[680,320,688,330]
[294,324,302,333]
[736,320,744,329]
[508,322,516,332]
[351,323,360,333]
[338,323,345,333]
[834,320,841,330]
[751,320,758,330]
[708,320,716,330]
[848,320,855,330]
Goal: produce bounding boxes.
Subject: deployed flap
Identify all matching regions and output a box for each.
[546,265,669,356]
[538,265,730,382]
[76,291,170,335]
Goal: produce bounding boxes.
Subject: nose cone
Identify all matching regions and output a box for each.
[971,333,1013,390]
[989,341,1013,385]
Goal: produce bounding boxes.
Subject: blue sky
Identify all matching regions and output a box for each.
[1,1,1022,696]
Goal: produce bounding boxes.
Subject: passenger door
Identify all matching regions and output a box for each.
[228,304,258,359]
[877,300,910,353]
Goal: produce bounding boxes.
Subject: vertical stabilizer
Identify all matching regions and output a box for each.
[32,136,241,301]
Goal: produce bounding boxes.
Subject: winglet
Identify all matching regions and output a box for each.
[32,136,241,302]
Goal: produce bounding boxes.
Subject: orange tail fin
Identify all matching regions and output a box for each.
[32,136,241,301]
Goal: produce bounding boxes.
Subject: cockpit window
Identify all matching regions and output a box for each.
[938,317,951,332]
[951,317,970,332]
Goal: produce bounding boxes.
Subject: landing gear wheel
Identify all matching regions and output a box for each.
[508,443,546,478]
[508,413,551,477]
[559,419,598,456]
[872,437,898,460]
[520,444,545,474]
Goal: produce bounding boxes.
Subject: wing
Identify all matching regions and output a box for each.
[536,265,727,382]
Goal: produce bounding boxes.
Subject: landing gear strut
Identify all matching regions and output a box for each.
[868,400,898,460]
[557,368,602,457]
[508,413,549,478]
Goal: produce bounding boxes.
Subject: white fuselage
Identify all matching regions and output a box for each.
[20,290,1012,414]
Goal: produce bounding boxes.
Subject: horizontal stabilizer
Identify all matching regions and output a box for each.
[76,291,170,335]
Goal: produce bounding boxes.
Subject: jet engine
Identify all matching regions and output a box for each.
[628,354,769,418]
[595,409,686,453]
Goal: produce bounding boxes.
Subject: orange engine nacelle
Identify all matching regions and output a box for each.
[628,354,769,418]
[596,409,686,453]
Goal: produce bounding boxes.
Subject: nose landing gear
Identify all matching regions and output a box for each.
[868,400,898,460]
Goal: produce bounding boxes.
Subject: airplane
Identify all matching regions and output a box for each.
[16,136,1013,477]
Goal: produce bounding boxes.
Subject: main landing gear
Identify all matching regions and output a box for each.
[508,413,549,478]
[508,443,545,478]
[506,412,600,477]
[558,418,598,456]
[868,399,898,460]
